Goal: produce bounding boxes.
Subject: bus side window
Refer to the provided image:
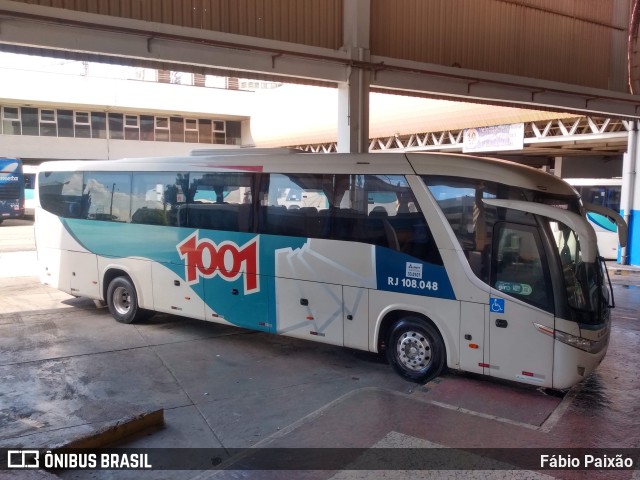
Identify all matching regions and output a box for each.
[38,171,84,219]
[425,177,497,281]
[364,175,443,265]
[131,172,186,226]
[187,172,255,232]
[83,172,132,222]
[262,173,330,238]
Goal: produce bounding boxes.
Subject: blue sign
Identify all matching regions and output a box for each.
[490,298,505,313]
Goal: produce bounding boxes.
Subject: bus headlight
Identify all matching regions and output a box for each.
[554,330,598,353]
[534,323,601,353]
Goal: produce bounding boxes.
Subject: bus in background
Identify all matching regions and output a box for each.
[0,157,24,224]
[22,165,38,217]
[565,178,622,260]
[35,151,624,390]
[23,164,37,218]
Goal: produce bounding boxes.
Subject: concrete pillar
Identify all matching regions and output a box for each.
[620,121,639,265]
[553,156,564,177]
[337,0,370,153]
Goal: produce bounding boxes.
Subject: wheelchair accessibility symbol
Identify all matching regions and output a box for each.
[490,298,505,313]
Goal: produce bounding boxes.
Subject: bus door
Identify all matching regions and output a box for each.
[483,198,599,387]
[487,222,555,386]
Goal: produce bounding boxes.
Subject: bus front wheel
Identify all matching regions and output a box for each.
[386,317,445,383]
[106,276,152,324]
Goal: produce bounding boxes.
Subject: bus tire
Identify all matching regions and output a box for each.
[106,276,152,324]
[386,317,445,383]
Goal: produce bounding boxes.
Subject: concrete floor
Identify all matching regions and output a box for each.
[2,221,640,479]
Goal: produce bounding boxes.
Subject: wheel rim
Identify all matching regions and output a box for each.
[112,285,132,316]
[396,330,432,371]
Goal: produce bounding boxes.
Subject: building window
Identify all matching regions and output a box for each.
[124,115,140,140]
[185,118,198,143]
[213,120,225,144]
[91,112,107,139]
[21,107,38,136]
[125,115,139,127]
[226,121,242,145]
[40,109,56,123]
[0,104,243,147]
[198,119,212,143]
[75,112,89,123]
[40,109,58,137]
[58,110,74,137]
[75,111,91,138]
[155,117,169,142]
[1,106,21,135]
[108,113,124,140]
[140,115,154,141]
[170,117,184,142]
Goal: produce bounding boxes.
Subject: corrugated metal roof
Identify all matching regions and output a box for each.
[370,0,621,89]
[9,0,343,49]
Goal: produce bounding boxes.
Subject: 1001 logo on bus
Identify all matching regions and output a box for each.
[177,231,259,294]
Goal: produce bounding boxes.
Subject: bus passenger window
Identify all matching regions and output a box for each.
[131,172,186,226]
[262,173,330,238]
[38,171,84,218]
[365,175,443,265]
[83,172,132,222]
[260,173,443,266]
[187,172,255,232]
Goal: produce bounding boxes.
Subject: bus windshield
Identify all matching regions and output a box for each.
[0,158,24,221]
[552,220,608,323]
[424,175,609,322]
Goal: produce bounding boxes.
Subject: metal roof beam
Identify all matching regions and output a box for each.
[0,0,639,120]
[296,116,631,155]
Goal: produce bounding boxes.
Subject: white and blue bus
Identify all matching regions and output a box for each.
[0,157,24,223]
[565,178,623,260]
[35,150,623,389]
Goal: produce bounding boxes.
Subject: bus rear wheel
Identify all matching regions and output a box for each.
[386,317,445,383]
[106,276,152,324]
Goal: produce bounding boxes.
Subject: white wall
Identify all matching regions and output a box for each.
[0,68,254,118]
[1,136,237,160]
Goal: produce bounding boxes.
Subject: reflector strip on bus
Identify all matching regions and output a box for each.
[478,363,499,370]
[517,371,545,383]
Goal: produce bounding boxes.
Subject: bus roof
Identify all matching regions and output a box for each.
[38,151,576,196]
[0,157,22,173]
[564,178,623,186]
